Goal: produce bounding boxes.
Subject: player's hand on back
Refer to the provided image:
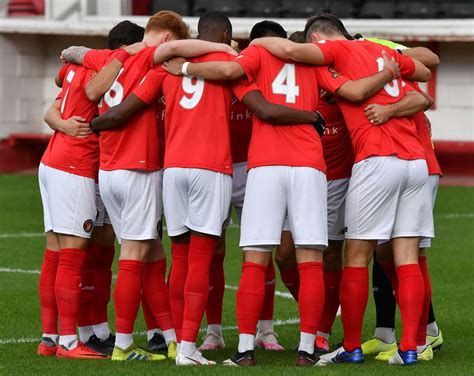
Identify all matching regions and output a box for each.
[364,103,393,125]
[382,50,400,79]
[123,42,147,56]
[162,57,186,76]
[59,116,92,138]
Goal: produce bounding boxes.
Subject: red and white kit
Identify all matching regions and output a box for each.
[39,63,99,238]
[319,95,355,241]
[235,45,349,249]
[84,47,163,241]
[317,39,434,240]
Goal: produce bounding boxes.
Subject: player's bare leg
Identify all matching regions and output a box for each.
[200,232,226,351]
[38,231,60,356]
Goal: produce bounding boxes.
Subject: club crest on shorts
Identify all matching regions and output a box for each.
[83,219,94,233]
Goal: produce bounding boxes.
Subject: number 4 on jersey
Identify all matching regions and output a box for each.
[272,63,300,104]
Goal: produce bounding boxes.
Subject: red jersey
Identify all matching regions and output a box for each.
[230,98,252,164]
[134,52,256,174]
[234,45,349,172]
[41,64,99,179]
[404,82,442,176]
[319,95,355,180]
[83,47,160,171]
[317,39,425,163]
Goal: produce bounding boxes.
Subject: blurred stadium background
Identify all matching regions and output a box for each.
[0,0,472,179]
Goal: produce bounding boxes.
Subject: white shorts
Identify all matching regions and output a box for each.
[224,161,248,227]
[327,178,350,241]
[345,156,434,240]
[99,169,163,241]
[240,166,328,249]
[163,168,232,237]
[38,163,96,238]
[94,183,111,227]
[419,174,439,248]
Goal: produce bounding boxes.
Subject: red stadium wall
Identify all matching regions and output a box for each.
[0,135,473,181]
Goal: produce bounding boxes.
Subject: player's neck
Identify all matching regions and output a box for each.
[198,34,223,44]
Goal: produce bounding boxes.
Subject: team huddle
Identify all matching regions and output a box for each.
[37,9,443,367]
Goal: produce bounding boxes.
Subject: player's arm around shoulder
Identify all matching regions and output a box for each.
[60,46,91,65]
[250,37,326,65]
[153,39,237,65]
[85,42,146,101]
[162,57,244,81]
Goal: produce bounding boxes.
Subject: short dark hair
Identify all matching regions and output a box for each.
[198,11,232,36]
[107,20,144,49]
[304,13,354,42]
[289,31,305,43]
[249,20,287,41]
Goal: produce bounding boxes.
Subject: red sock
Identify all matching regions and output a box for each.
[259,259,276,320]
[280,266,300,301]
[236,262,266,335]
[39,249,59,335]
[340,267,368,351]
[91,244,115,325]
[298,262,324,334]
[143,258,174,331]
[206,252,225,325]
[397,263,424,351]
[55,248,86,335]
[114,260,144,334]
[181,235,218,343]
[380,261,399,301]
[318,269,342,334]
[168,242,189,342]
[141,294,158,331]
[78,249,95,328]
[416,256,432,346]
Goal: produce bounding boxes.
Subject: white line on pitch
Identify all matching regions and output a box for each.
[225,284,293,299]
[0,317,300,346]
[0,212,471,239]
[0,269,295,301]
[0,267,40,274]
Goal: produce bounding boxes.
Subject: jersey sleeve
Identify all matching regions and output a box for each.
[314,66,350,94]
[83,49,113,71]
[314,40,341,65]
[231,78,259,102]
[394,53,417,80]
[234,45,262,82]
[133,68,167,105]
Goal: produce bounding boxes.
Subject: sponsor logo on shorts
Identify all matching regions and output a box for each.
[341,227,348,234]
[83,219,94,233]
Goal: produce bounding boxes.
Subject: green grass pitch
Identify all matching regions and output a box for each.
[0,174,473,375]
